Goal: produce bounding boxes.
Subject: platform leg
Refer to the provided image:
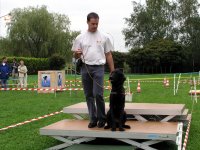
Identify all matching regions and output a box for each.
[161,115,175,122]
[73,114,84,120]
[46,136,95,150]
[134,115,148,121]
[118,138,159,150]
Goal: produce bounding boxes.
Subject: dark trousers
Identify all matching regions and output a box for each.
[81,64,106,123]
[1,79,8,88]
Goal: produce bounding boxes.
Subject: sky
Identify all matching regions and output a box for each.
[0,0,146,52]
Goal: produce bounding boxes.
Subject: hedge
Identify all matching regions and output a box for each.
[5,57,49,74]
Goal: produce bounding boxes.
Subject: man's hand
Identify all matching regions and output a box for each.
[73,50,82,59]
[105,52,115,73]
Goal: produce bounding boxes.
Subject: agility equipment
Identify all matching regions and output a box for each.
[174,74,176,95]
[163,77,167,86]
[40,101,191,150]
[125,77,133,102]
[40,119,183,150]
[189,90,200,95]
[63,102,190,122]
[165,79,169,87]
[176,73,181,94]
[137,80,141,93]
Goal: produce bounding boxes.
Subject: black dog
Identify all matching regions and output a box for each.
[104,69,131,131]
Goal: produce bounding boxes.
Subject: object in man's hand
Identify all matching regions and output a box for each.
[76,58,83,74]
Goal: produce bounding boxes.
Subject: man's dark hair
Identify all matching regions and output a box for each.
[87,12,99,21]
[2,57,6,60]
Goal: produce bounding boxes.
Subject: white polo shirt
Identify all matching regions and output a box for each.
[72,30,113,65]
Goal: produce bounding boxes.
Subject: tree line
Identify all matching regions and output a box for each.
[0,6,79,62]
[122,0,200,73]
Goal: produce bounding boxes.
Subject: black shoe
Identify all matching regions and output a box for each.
[88,122,97,128]
[97,121,106,128]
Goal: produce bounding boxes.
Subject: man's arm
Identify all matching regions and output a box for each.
[105,52,115,73]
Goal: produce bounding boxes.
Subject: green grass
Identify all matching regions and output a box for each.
[0,73,199,150]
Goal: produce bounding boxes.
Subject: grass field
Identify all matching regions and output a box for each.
[0,73,199,150]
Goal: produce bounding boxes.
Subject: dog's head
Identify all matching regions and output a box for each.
[109,68,126,86]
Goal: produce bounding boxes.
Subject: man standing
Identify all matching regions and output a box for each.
[0,57,11,88]
[72,12,114,128]
[18,60,28,88]
[11,58,19,87]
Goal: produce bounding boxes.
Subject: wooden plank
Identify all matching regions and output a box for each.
[63,102,185,115]
[40,119,178,141]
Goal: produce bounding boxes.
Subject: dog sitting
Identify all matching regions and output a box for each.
[104,68,131,131]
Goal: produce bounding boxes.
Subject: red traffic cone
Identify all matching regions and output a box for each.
[137,80,141,93]
[165,79,169,87]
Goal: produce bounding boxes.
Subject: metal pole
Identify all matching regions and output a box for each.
[174,74,176,96]
[193,77,197,103]
[176,73,181,94]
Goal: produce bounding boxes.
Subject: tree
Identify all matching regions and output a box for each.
[176,0,200,71]
[123,0,177,48]
[123,0,200,72]
[0,38,12,56]
[127,39,187,73]
[7,6,79,60]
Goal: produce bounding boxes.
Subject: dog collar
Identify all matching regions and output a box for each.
[110,92,125,95]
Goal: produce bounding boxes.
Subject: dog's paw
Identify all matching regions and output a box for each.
[123,125,131,129]
[119,128,125,131]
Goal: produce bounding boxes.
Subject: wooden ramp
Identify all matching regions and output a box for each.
[63,102,189,122]
[40,119,183,150]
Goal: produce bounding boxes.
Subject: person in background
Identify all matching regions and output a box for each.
[18,60,28,88]
[0,57,11,88]
[11,58,19,87]
[72,12,115,128]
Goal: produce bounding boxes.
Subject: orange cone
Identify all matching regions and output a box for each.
[137,80,141,93]
[165,79,169,87]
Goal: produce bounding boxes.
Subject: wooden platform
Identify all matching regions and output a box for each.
[63,102,185,115]
[40,119,183,150]
[63,102,189,122]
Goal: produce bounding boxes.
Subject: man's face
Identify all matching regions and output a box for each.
[20,61,24,65]
[3,58,7,63]
[87,18,99,32]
